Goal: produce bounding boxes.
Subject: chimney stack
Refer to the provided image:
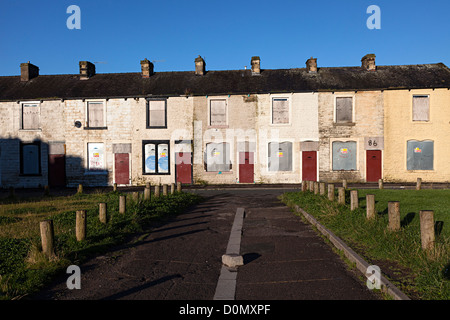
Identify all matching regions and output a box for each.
[79,61,96,79]
[251,56,261,74]
[20,62,39,81]
[306,57,317,73]
[140,58,154,78]
[195,55,206,76]
[361,54,376,71]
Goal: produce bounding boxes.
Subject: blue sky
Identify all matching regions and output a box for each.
[0,0,449,76]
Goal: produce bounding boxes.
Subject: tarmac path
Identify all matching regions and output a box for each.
[32,188,379,301]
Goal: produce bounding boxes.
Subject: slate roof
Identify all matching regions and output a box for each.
[0,63,449,101]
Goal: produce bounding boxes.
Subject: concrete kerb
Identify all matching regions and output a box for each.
[292,204,410,301]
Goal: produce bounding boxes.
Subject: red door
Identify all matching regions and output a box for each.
[176,152,192,184]
[239,152,254,183]
[115,153,129,185]
[302,151,317,181]
[366,150,382,182]
[48,154,66,187]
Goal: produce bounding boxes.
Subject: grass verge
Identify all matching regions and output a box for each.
[282,188,450,300]
[0,190,202,300]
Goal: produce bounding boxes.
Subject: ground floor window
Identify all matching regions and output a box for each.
[87,143,105,171]
[407,140,433,170]
[268,141,292,172]
[205,142,231,172]
[332,141,357,170]
[20,141,41,175]
[143,140,170,174]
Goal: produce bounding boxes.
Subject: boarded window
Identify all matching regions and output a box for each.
[407,140,433,170]
[268,141,292,171]
[335,97,353,123]
[148,100,166,128]
[412,96,430,121]
[87,102,105,128]
[22,103,39,130]
[210,100,227,126]
[21,142,40,175]
[88,143,105,171]
[272,98,289,124]
[332,141,357,170]
[143,140,170,174]
[206,142,231,172]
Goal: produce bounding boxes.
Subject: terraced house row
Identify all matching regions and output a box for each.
[0,54,449,188]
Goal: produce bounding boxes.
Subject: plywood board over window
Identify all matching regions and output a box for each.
[205,142,231,172]
[407,140,433,170]
[268,141,292,171]
[210,99,227,126]
[332,141,357,170]
[87,102,105,128]
[272,98,289,124]
[335,97,353,123]
[148,100,167,128]
[22,103,39,129]
[412,96,430,121]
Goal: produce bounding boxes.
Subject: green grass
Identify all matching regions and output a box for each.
[0,190,202,300]
[282,188,450,300]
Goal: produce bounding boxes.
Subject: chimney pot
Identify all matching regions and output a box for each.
[195,55,206,75]
[306,57,317,73]
[361,54,376,71]
[20,62,39,81]
[79,61,96,79]
[140,58,154,78]
[251,56,261,74]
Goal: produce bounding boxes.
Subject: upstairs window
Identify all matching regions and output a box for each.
[87,102,106,128]
[147,99,167,128]
[22,103,40,130]
[210,99,227,126]
[272,98,289,124]
[335,97,353,123]
[412,95,430,121]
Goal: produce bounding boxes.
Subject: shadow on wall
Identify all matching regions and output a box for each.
[0,137,109,189]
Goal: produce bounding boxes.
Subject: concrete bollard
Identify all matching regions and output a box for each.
[319,182,326,195]
[416,178,422,190]
[328,184,335,201]
[77,184,83,194]
[171,183,175,194]
[301,181,307,192]
[343,179,348,189]
[378,179,383,189]
[155,185,160,197]
[366,194,375,220]
[388,201,400,231]
[338,187,345,204]
[113,183,117,192]
[144,186,151,201]
[177,182,182,192]
[314,182,319,195]
[119,195,126,214]
[163,184,168,196]
[99,203,107,224]
[419,210,435,250]
[40,220,55,258]
[76,210,87,241]
[350,190,358,211]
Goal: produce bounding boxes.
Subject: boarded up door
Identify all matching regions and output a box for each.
[366,150,382,182]
[176,152,192,184]
[302,151,317,181]
[114,153,129,185]
[48,154,66,187]
[239,152,254,183]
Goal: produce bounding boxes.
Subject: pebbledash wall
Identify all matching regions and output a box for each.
[0,55,449,188]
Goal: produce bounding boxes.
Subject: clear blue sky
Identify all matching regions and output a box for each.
[1,0,449,76]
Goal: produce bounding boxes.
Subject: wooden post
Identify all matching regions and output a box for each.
[119,195,126,214]
[319,182,326,195]
[342,179,348,189]
[419,210,435,250]
[301,181,307,192]
[366,194,375,220]
[144,186,151,201]
[99,203,107,224]
[388,201,400,231]
[40,220,55,258]
[378,179,383,189]
[171,183,175,194]
[77,184,83,194]
[44,185,50,196]
[9,187,15,198]
[314,182,319,195]
[145,182,151,189]
[177,182,182,192]
[76,210,87,241]
[350,190,358,211]
[132,191,140,203]
[416,178,422,190]
[113,183,117,192]
[338,187,345,204]
[163,184,168,196]
[328,184,335,201]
